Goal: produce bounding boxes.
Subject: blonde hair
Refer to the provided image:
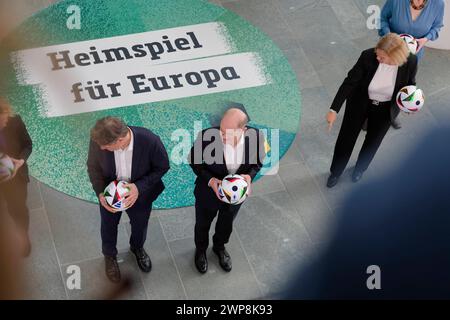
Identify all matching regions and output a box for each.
[0,98,14,117]
[375,33,410,66]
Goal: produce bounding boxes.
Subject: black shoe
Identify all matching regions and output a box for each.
[362,119,368,132]
[131,247,152,273]
[213,247,232,272]
[326,174,340,188]
[195,250,208,274]
[105,256,121,283]
[352,170,364,183]
[391,120,402,130]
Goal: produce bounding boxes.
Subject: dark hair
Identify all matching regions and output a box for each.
[90,116,128,146]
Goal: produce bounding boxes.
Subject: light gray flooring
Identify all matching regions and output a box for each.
[7,0,450,299]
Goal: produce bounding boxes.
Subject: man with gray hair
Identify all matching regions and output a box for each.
[189,108,266,274]
[87,116,169,283]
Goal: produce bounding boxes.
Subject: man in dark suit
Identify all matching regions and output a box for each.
[189,108,266,274]
[87,116,169,283]
[0,98,33,257]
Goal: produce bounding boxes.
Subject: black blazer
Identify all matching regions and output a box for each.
[87,126,170,208]
[0,115,32,183]
[189,126,266,207]
[330,48,418,123]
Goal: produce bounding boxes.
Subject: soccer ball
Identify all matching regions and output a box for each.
[0,153,15,182]
[218,174,249,205]
[103,180,130,211]
[396,85,425,113]
[399,34,419,55]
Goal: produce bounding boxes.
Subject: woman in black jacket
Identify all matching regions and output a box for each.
[326,33,417,188]
[0,98,33,256]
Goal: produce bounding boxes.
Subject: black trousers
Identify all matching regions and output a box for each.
[330,101,392,177]
[100,203,151,257]
[194,200,242,252]
[0,177,29,233]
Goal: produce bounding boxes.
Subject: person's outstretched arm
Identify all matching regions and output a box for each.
[379,0,394,37]
[425,1,445,41]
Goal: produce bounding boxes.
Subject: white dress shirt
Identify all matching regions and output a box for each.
[114,128,134,182]
[368,63,398,102]
[223,133,245,175]
[207,133,245,187]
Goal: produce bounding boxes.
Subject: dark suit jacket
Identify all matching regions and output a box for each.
[87,126,170,209]
[189,126,266,208]
[330,48,418,123]
[0,115,32,183]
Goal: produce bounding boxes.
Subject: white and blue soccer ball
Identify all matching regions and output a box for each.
[400,34,419,55]
[0,153,15,182]
[103,180,130,211]
[218,174,249,205]
[396,85,425,113]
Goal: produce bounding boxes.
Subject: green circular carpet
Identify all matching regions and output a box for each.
[1,0,301,209]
